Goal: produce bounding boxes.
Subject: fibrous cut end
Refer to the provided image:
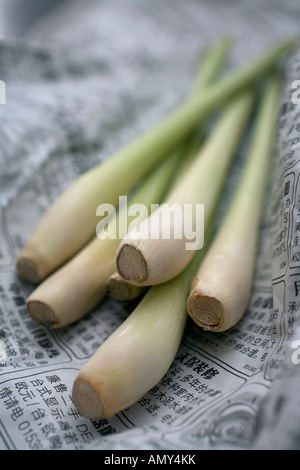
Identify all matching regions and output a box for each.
[27,299,56,328]
[117,244,148,283]
[107,276,130,301]
[187,292,224,330]
[72,378,104,420]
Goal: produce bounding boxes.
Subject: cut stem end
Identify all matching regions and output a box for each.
[107,277,131,301]
[187,292,224,330]
[72,378,104,420]
[117,244,148,283]
[27,300,56,328]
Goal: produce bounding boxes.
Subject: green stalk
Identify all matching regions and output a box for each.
[187,71,282,332]
[190,35,231,92]
[72,232,210,419]
[16,37,295,284]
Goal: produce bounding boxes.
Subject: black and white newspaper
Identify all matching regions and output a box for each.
[1,0,300,450]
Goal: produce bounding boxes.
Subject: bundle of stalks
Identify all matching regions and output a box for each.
[25,36,230,328]
[13,35,297,420]
[16,37,295,284]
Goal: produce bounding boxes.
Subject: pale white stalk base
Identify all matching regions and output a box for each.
[72,306,184,418]
[187,231,256,332]
[187,279,252,333]
[71,246,204,419]
[117,237,196,286]
[26,236,116,328]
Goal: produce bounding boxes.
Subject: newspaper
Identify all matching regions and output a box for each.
[1,0,300,451]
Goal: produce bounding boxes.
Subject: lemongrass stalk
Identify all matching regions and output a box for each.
[107,271,147,301]
[15,36,230,285]
[26,151,182,328]
[187,72,282,332]
[72,232,211,419]
[190,35,231,92]
[116,88,254,286]
[16,37,295,284]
